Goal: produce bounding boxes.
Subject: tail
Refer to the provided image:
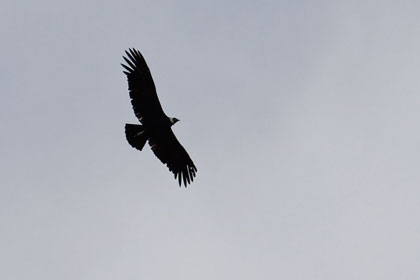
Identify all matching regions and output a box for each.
[125,124,148,151]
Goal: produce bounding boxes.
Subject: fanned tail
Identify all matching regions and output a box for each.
[125,124,148,151]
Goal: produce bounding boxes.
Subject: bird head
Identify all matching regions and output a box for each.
[170,117,179,126]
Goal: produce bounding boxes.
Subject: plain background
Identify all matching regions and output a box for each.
[1,0,420,279]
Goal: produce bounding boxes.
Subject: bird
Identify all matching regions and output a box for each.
[121,48,197,187]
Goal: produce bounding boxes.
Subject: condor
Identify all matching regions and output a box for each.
[122,49,197,187]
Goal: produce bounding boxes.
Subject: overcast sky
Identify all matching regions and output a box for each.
[1,0,420,279]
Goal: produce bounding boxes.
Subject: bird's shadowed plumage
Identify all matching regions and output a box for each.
[122,48,197,187]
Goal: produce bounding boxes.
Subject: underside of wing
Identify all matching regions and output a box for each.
[121,49,167,124]
[149,128,197,187]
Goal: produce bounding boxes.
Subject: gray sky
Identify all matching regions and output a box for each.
[1,0,420,279]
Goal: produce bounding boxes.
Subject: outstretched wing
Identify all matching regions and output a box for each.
[149,128,197,187]
[121,49,167,124]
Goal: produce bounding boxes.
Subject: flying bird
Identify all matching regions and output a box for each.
[121,48,197,187]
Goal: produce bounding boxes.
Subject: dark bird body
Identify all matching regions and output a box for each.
[122,49,197,187]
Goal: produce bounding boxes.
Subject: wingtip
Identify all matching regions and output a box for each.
[121,63,133,73]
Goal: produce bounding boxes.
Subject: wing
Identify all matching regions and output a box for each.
[149,128,197,187]
[121,49,167,124]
